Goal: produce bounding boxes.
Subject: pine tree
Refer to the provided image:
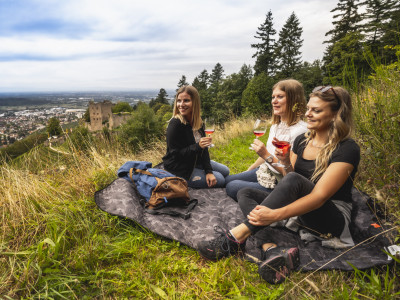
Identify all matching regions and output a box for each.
[275,12,303,78]
[192,69,209,91]
[149,88,169,107]
[216,64,253,119]
[325,0,362,45]
[176,75,188,91]
[192,69,210,117]
[362,0,397,46]
[251,10,277,76]
[206,63,225,118]
[323,0,364,84]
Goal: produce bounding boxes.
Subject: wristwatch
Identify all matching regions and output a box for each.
[265,155,274,163]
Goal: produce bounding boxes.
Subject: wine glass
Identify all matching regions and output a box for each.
[271,123,291,168]
[204,118,215,147]
[249,119,267,150]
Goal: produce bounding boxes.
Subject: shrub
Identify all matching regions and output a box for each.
[118,103,165,151]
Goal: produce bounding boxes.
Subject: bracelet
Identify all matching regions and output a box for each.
[283,164,292,170]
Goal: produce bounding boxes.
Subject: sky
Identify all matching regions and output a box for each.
[0,0,339,92]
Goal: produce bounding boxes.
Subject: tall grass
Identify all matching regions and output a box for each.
[0,102,399,297]
[352,55,400,224]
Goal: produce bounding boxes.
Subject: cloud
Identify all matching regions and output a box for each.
[0,0,338,92]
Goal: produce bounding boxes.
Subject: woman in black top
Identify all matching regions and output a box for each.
[198,86,360,284]
[162,85,229,188]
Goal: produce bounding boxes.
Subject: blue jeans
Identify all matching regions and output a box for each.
[188,160,230,188]
[225,168,272,201]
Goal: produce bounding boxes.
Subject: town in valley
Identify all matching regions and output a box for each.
[0,91,167,146]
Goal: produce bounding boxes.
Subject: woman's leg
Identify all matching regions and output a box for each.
[225,168,258,185]
[226,180,271,201]
[238,172,345,237]
[188,168,226,188]
[210,160,230,178]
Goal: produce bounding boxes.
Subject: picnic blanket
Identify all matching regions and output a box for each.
[94,178,395,271]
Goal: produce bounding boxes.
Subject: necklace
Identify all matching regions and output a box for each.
[310,141,324,148]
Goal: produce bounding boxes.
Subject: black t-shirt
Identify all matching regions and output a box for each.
[292,135,360,203]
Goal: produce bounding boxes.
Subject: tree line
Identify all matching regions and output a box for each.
[86,0,400,127]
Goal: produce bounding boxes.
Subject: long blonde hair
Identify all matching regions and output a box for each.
[172,85,202,131]
[306,86,353,182]
[271,79,306,126]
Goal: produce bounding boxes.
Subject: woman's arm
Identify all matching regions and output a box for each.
[250,139,285,173]
[166,119,206,158]
[248,162,354,226]
[247,157,265,171]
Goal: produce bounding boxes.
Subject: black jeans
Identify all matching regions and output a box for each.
[237,172,345,238]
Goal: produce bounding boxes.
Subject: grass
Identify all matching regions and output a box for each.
[1,75,400,297]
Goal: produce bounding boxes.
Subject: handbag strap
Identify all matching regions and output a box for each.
[129,167,156,182]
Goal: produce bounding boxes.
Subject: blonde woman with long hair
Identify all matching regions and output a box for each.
[198,86,360,284]
[162,85,229,188]
[225,79,308,201]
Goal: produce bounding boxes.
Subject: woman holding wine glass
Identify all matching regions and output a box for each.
[162,85,229,188]
[198,86,360,284]
[225,79,308,201]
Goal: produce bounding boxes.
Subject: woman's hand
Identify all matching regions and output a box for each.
[247,205,279,226]
[251,139,268,159]
[206,173,217,187]
[273,137,291,166]
[199,137,212,149]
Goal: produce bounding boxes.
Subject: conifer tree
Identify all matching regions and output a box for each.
[362,0,397,47]
[192,69,210,117]
[323,0,364,84]
[176,75,188,91]
[251,10,277,76]
[149,88,169,107]
[275,12,303,78]
[381,2,400,44]
[206,63,225,118]
[192,69,209,91]
[325,0,362,45]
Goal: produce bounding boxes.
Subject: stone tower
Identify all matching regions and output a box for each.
[88,100,113,131]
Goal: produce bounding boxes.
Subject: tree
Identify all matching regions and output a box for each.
[112,101,133,113]
[216,64,253,119]
[241,73,274,116]
[47,117,62,136]
[322,0,365,82]
[176,75,189,91]
[362,0,396,46]
[119,103,165,151]
[83,108,90,122]
[251,10,277,76]
[292,60,324,96]
[323,32,369,85]
[203,63,225,118]
[192,69,211,117]
[325,0,362,45]
[275,12,303,78]
[149,88,169,108]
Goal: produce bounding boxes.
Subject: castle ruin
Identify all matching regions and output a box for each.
[86,100,131,132]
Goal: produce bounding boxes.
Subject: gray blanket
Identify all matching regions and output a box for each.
[95,178,394,271]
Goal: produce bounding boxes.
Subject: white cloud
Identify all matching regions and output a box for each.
[0,0,338,92]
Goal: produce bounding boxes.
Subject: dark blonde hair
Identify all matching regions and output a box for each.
[306,86,353,182]
[173,85,202,131]
[271,79,306,126]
